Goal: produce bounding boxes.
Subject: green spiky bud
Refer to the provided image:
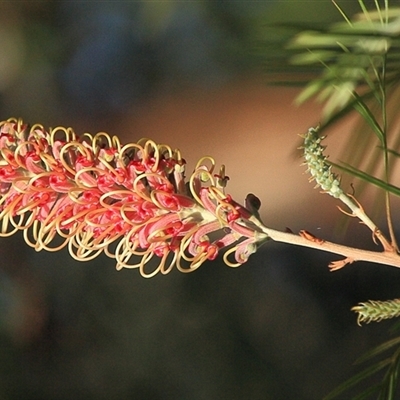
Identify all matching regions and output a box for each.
[303,127,344,198]
[352,299,400,325]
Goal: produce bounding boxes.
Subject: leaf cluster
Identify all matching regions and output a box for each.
[289,4,400,121]
[268,0,400,397]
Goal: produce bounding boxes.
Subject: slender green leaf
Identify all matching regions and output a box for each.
[378,351,400,400]
[332,0,353,26]
[358,0,373,23]
[330,161,400,197]
[355,337,400,364]
[352,383,382,400]
[318,90,377,132]
[323,358,392,400]
[353,93,385,143]
[386,364,399,400]
[295,80,326,104]
[381,146,400,158]
[390,321,400,334]
[373,0,384,25]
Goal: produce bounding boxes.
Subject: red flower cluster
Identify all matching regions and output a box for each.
[0,118,267,277]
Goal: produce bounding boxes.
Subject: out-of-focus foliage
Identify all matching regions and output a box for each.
[0,1,398,400]
[0,1,364,124]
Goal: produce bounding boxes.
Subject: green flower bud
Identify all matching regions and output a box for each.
[303,127,344,198]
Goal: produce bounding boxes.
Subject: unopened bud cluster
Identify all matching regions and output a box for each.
[352,299,400,325]
[303,127,343,198]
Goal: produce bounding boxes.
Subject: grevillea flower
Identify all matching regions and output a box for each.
[0,118,268,277]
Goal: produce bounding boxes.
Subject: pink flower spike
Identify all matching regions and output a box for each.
[0,118,266,277]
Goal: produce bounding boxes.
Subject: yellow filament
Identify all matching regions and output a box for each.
[16,197,50,216]
[222,245,241,267]
[39,153,62,171]
[103,241,118,259]
[59,141,93,176]
[115,244,153,271]
[68,238,104,261]
[72,229,114,251]
[146,225,174,244]
[67,187,97,204]
[173,148,182,163]
[132,174,152,202]
[156,143,173,159]
[160,251,177,275]
[27,172,56,190]
[149,189,182,211]
[0,196,24,224]
[114,240,137,270]
[14,141,40,168]
[139,248,178,278]
[117,228,137,250]
[189,168,215,206]
[92,132,113,154]
[29,124,46,138]
[81,227,114,248]
[175,251,204,273]
[52,208,83,238]
[0,148,17,167]
[178,228,200,263]
[29,222,69,252]
[10,178,30,194]
[0,214,19,236]
[83,207,115,228]
[139,253,163,278]
[35,216,64,241]
[60,206,98,227]
[2,117,18,127]
[8,208,36,231]
[50,126,77,145]
[137,251,154,274]
[194,156,215,174]
[207,186,237,225]
[22,220,41,249]
[74,167,103,189]
[119,142,144,162]
[111,135,122,152]
[99,190,139,211]
[207,185,226,202]
[12,118,26,138]
[119,203,152,227]
[116,229,150,257]
[143,140,160,173]
[96,156,125,183]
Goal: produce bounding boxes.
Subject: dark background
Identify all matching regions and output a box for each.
[0,1,398,399]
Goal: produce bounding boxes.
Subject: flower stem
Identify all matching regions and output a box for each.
[338,192,395,252]
[250,216,400,269]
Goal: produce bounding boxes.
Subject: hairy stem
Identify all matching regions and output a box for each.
[338,192,394,252]
[254,221,400,269]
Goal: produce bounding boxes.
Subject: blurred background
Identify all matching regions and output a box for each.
[0,1,399,399]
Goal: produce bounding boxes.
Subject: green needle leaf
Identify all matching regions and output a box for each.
[323,358,392,400]
[329,161,400,197]
[355,337,400,364]
[353,93,385,144]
